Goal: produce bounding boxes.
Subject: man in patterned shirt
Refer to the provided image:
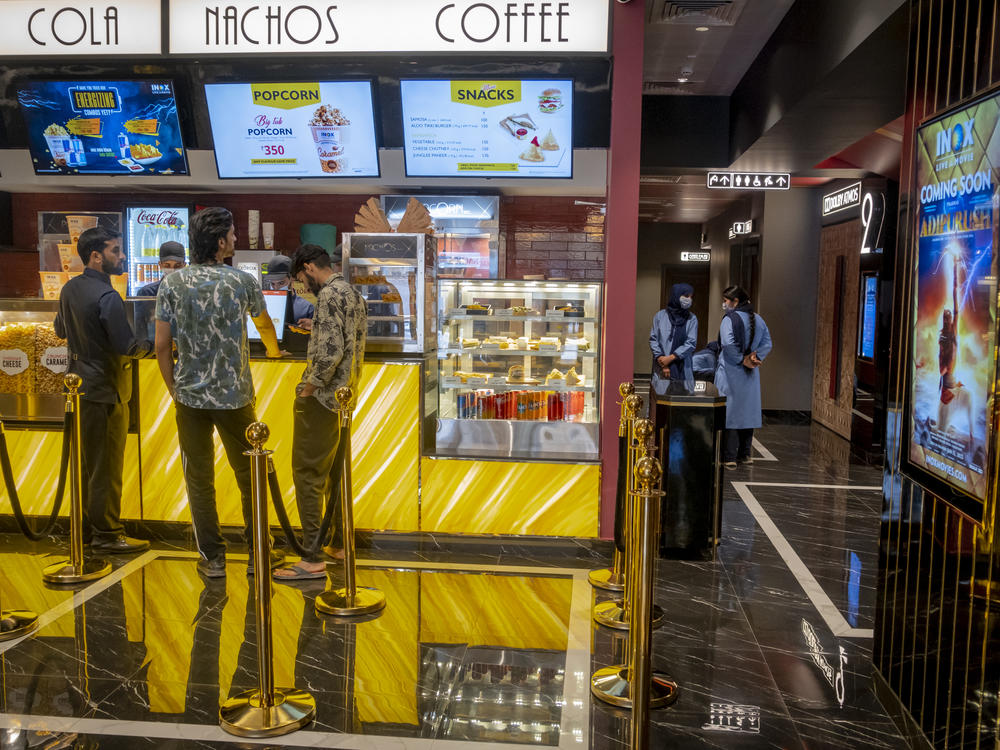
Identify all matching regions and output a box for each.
[274,243,366,581]
[154,207,286,579]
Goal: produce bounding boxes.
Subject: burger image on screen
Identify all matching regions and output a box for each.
[538,89,564,114]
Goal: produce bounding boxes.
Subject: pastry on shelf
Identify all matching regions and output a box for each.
[455,371,489,383]
[545,368,565,384]
[566,367,585,386]
[507,364,540,385]
[554,304,585,317]
[381,292,402,302]
[539,336,561,349]
[565,336,590,351]
[461,303,492,316]
[352,273,388,285]
[511,306,538,316]
[460,338,480,349]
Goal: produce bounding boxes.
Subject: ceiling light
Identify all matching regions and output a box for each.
[677,77,689,83]
[695,26,709,32]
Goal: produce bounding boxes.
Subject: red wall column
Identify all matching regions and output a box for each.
[599,2,644,537]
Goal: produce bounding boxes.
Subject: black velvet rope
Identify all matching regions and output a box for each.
[0,411,72,542]
[613,432,627,553]
[265,451,342,561]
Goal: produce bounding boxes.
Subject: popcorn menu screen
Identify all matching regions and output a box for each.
[204,81,379,179]
[401,79,573,178]
[17,80,189,176]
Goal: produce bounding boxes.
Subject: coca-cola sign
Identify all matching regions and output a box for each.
[135,209,182,227]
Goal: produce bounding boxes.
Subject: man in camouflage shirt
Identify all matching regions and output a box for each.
[155,207,285,579]
[274,243,366,581]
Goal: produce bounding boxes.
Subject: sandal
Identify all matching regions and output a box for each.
[273,563,327,582]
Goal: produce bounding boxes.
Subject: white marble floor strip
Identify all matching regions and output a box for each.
[731,481,877,639]
[752,437,778,462]
[559,571,594,749]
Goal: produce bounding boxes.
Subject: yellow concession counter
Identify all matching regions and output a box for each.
[0,299,599,538]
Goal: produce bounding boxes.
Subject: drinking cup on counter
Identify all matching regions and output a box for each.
[248,210,261,249]
[262,222,275,250]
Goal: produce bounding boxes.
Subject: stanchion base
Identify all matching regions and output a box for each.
[588,567,626,592]
[315,586,386,617]
[42,557,112,585]
[593,599,664,631]
[220,688,316,738]
[0,609,39,641]
[590,665,678,709]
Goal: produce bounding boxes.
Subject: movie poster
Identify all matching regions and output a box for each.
[909,92,1000,510]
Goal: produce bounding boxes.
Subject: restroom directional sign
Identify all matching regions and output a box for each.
[707,172,790,190]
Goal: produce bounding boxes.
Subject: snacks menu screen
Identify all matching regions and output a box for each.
[401,79,573,178]
[205,81,379,179]
[17,80,188,176]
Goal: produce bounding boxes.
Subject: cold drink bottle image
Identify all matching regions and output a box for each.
[118,133,130,158]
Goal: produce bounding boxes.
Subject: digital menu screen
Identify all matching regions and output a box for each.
[401,79,573,178]
[247,291,288,342]
[205,81,379,179]
[858,274,877,360]
[17,80,188,176]
[907,89,1000,516]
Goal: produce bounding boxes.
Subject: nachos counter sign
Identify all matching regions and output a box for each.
[168,0,609,54]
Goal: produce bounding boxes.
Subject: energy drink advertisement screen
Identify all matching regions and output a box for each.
[17,80,188,176]
[400,79,573,178]
[205,81,379,178]
[858,274,877,360]
[908,89,1000,518]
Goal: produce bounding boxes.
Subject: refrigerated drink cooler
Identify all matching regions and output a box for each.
[125,206,190,295]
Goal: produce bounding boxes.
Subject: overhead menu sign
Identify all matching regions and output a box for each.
[707,172,790,190]
[0,1,161,55]
[169,0,610,54]
[822,182,862,215]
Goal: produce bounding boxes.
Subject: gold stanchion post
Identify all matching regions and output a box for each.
[42,374,111,585]
[220,422,316,738]
[591,445,677,711]
[315,387,386,617]
[589,382,635,592]
[593,416,663,631]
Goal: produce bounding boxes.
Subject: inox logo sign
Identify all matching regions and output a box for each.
[936,119,974,157]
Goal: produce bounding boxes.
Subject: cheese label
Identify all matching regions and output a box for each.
[0,349,29,376]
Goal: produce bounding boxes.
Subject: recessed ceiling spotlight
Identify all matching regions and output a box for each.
[677,77,689,83]
[695,26,709,32]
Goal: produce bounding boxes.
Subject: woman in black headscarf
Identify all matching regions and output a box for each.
[649,282,698,384]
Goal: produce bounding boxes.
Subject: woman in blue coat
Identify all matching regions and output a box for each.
[649,283,698,385]
[716,285,772,468]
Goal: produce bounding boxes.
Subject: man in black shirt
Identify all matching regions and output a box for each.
[54,226,152,553]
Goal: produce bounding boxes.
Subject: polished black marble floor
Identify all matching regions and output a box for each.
[0,423,904,749]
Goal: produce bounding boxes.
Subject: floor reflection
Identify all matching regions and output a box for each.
[0,558,574,746]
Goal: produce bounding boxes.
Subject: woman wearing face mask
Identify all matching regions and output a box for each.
[649,283,698,386]
[716,285,772,469]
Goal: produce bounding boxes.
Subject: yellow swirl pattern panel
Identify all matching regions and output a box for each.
[420,459,600,537]
[419,572,572,652]
[354,568,420,726]
[137,360,419,532]
[0,429,140,518]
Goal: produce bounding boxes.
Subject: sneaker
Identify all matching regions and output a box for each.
[197,557,227,578]
[247,548,286,576]
[90,535,150,554]
[738,456,754,465]
[723,461,738,470]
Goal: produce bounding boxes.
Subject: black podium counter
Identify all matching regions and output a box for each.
[650,379,726,559]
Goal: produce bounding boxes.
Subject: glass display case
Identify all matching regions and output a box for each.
[342,233,437,354]
[436,280,601,461]
[0,299,67,423]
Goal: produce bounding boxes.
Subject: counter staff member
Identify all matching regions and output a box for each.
[274,243,366,582]
[137,241,186,297]
[264,254,314,330]
[54,226,151,553]
[155,207,286,579]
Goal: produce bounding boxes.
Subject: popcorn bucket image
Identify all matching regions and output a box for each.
[44,135,70,165]
[310,126,345,157]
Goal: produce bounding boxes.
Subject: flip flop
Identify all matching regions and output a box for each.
[273,563,326,582]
